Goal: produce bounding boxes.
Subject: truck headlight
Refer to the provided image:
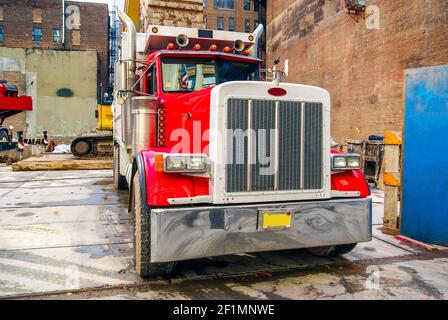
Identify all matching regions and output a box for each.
[331,154,361,171]
[164,154,208,173]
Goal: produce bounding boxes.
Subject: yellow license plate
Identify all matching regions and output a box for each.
[262,212,292,229]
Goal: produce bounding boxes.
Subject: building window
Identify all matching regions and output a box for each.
[245,19,251,33]
[253,0,259,12]
[214,0,234,9]
[72,30,81,46]
[33,27,42,42]
[0,7,4,21]
[228,17,234,31]
[53,29,61,44]
[203,0,207,7]
[0,25,4,42]
[217,17,224,30]
[32,8,42,23]
[244,0,251,11]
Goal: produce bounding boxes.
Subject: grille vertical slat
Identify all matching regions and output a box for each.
[226,98,248,193]
[226,98,323,193]
[304,102,323,190]
[279,101,301,190]
[252,100,276,191]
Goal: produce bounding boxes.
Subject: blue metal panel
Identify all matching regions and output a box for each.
[402,65,448,246]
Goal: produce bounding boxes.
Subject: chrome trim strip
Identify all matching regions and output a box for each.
[274,101,280,190]
[247,99,253,192]
[300,102,305,189]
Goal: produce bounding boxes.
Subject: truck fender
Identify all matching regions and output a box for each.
[128,152,148,213]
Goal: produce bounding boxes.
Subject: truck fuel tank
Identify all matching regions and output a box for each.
[131,96,158,156]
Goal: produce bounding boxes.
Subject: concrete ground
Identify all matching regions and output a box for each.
[0,166,447,300]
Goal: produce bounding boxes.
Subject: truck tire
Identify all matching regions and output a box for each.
[307,244,357,257]
[113,145,127,190]
[132,170,177,277]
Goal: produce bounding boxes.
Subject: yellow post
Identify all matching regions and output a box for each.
[97,105,113,131]
[382,131,402,235]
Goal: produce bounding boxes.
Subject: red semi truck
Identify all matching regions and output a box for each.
[113,11,372,277]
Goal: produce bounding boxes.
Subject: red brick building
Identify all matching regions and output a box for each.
[0,0,109,90]
[266,0,448,143]
[203,0,266,59]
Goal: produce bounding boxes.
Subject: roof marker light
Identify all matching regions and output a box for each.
[166,43,175,50]
[223,46,231,53]
[151,27,158,34]
[193,44,201,51]
[209,44,218,51]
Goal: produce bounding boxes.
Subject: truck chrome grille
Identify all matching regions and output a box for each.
[226,98,323,193]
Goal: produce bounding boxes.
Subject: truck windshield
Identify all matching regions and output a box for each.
[161,57,260,92]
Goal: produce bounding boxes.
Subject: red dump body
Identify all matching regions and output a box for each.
[0,81,32,119]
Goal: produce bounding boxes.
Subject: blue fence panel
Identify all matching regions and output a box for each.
[402,65,448,246]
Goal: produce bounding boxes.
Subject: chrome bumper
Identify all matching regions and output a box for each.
[150,198,372,263]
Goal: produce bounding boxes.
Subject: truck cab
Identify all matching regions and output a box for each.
[113,13,372,277]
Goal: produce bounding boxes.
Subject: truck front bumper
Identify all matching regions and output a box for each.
[150,198,372,263]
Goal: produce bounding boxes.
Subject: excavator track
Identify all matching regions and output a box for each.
[71,135,114,158]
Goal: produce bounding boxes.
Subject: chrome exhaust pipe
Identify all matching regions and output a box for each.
[252,24,264,58]
[117,9,136,148]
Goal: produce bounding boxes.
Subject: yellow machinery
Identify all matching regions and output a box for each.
[125,0,141,30]
[97,104,113,131]
[71,0,140,158]
[70,103,114,158]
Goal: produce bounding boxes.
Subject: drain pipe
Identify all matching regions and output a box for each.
[62,0,65,46]
[252,24,264,59]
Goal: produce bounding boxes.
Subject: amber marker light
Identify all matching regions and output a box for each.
[158,109,166,146]
[166,43,175,50]
[151,27,158,33]
[193,44,201,51]
[154,154,165,172]
[209,44,218,51]
[248,35,254,41]
[223,46,231,53]
[243,49,252,56]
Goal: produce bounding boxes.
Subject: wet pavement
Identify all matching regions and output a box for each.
[0,166,447,300]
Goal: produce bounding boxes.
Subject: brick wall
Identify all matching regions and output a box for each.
[204,0,261,32]
[0,0,109,90]
[141,0,205,29]
[266,0,448,143]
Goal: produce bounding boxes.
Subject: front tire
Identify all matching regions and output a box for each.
[307,244,357,257]
[113,145,127,190]
[132,170,176,277]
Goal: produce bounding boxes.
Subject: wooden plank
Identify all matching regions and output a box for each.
[383,185,400,234]
[11,154,112,171]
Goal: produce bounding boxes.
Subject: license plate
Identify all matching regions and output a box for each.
[261,211,292,229]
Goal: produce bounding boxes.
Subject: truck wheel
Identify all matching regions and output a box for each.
[113,145,127,190]
[307,244,357,257]
[132,170,176,277]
